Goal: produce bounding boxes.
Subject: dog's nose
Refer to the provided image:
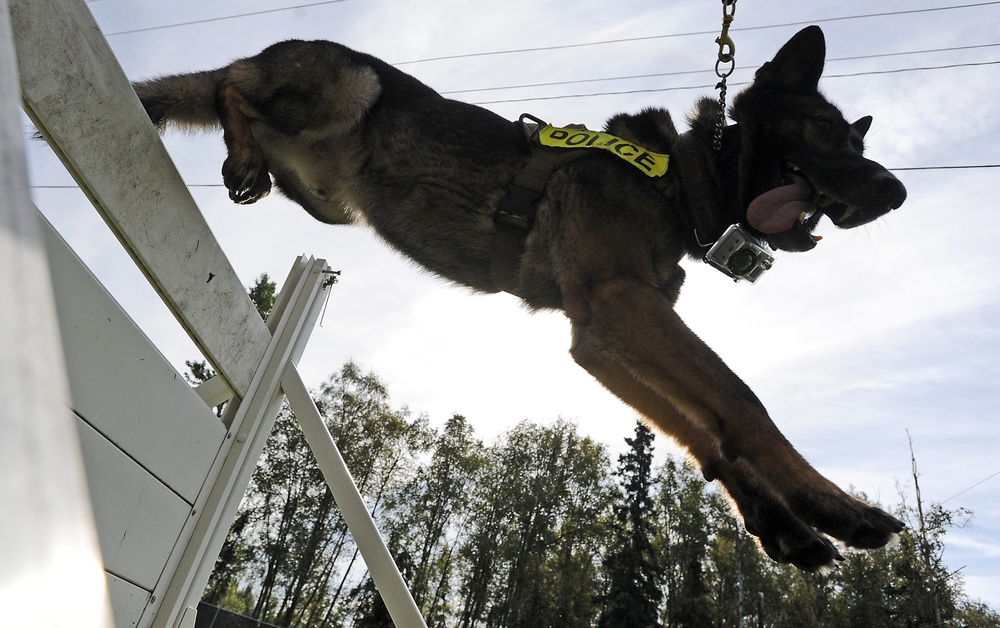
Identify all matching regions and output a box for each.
[876,172,906,209]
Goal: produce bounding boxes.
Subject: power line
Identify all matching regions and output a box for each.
[440,43,1000,96]
[891,164,1000,171]
[831,41,1000,63]
[468,59,1000,105]
[98,1,1000,60]
[941,469,1000,504]
[473,81,722,105]
[825,58,1000,79]
[394,2,1000,66]
[103,0,351,37]
[27,162,1000,192]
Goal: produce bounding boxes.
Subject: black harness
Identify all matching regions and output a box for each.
[490,115,734,294]
[490,115,589,294]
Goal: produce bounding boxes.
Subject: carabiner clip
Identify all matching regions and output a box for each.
[715,0,737,64]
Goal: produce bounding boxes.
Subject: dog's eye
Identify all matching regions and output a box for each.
[814,119,833,134]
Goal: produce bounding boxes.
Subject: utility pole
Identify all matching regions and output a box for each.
[908,431,942,627]
[736,526,745,628]
[757,591,764,628]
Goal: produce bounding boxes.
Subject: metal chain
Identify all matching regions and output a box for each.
[713,0,737,151]
[713,76,728,152]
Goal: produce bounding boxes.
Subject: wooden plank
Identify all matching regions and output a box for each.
[106,575,151,628]
[0,2,113,625]
[43,213,227,503]
[9,0,271,397]
[76,418,193,592]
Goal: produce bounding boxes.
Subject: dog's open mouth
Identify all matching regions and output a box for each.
[745,168,818,235]
[745,164,863,241]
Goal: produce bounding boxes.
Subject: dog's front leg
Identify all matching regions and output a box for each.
[565,276,902,566]
[215,79,272,204]
[570,328,841,569]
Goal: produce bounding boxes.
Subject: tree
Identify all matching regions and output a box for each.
[191,348,1000,626]
[203,360,428,626]
[599,420,663,628]
[248,272,276,321]
[185,273,276,414]
[457,419,612,628]
[657,456,715,627]
[384,415,485,625]
[701,472,773,628]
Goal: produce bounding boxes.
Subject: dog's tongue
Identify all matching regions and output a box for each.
[746,176,814,234]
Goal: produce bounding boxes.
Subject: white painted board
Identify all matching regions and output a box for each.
[106,575,152,628]
[76,418,193,592]
[44,213,226,503]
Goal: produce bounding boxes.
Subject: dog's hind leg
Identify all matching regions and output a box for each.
[566,276,902,564]
[133,69,228,131]
[134,41,385,207]
[133,66,271,203]
[214,78,272,204]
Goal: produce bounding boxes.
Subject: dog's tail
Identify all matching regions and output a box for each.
[132,69,227,132]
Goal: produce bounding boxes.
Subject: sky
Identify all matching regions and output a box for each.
[21,0,1000,610]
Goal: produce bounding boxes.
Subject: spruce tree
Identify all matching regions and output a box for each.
[599,420,663,627]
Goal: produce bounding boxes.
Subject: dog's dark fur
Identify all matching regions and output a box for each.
[134,26,907,570]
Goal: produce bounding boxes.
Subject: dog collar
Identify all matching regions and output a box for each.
[673,131,729,248]
[674,130,775,283]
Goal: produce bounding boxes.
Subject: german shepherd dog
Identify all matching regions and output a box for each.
[134,25,907,570]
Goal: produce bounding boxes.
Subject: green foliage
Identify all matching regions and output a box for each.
[249,272,277,321]
[197,360,998,628]
[385,415,484,624]
[656,456,718,627]
[458,419,613,628]
[599,420,663,628]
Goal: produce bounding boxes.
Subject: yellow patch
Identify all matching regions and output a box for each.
[538,125,669,177]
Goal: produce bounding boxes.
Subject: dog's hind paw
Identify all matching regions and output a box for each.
[222,154,272,204]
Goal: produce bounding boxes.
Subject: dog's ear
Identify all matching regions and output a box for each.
[753,25,825,91]
[852,115,873,138]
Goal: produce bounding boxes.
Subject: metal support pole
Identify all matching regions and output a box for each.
[282,365,428,628]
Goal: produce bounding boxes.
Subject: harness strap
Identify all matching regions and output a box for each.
[491,122,730,293]
[491,117,587,294]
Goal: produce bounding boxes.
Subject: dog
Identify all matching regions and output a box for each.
[134,25,907,571]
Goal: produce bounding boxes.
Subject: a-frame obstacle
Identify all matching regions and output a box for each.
[1,0,426,625]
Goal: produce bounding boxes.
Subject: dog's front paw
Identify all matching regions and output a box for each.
[847,505,904,549]
[741,491,842,571]
[757,528,842,572]
[788,490,904,551]
[222,153,271,204]
[717,462,841,571]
